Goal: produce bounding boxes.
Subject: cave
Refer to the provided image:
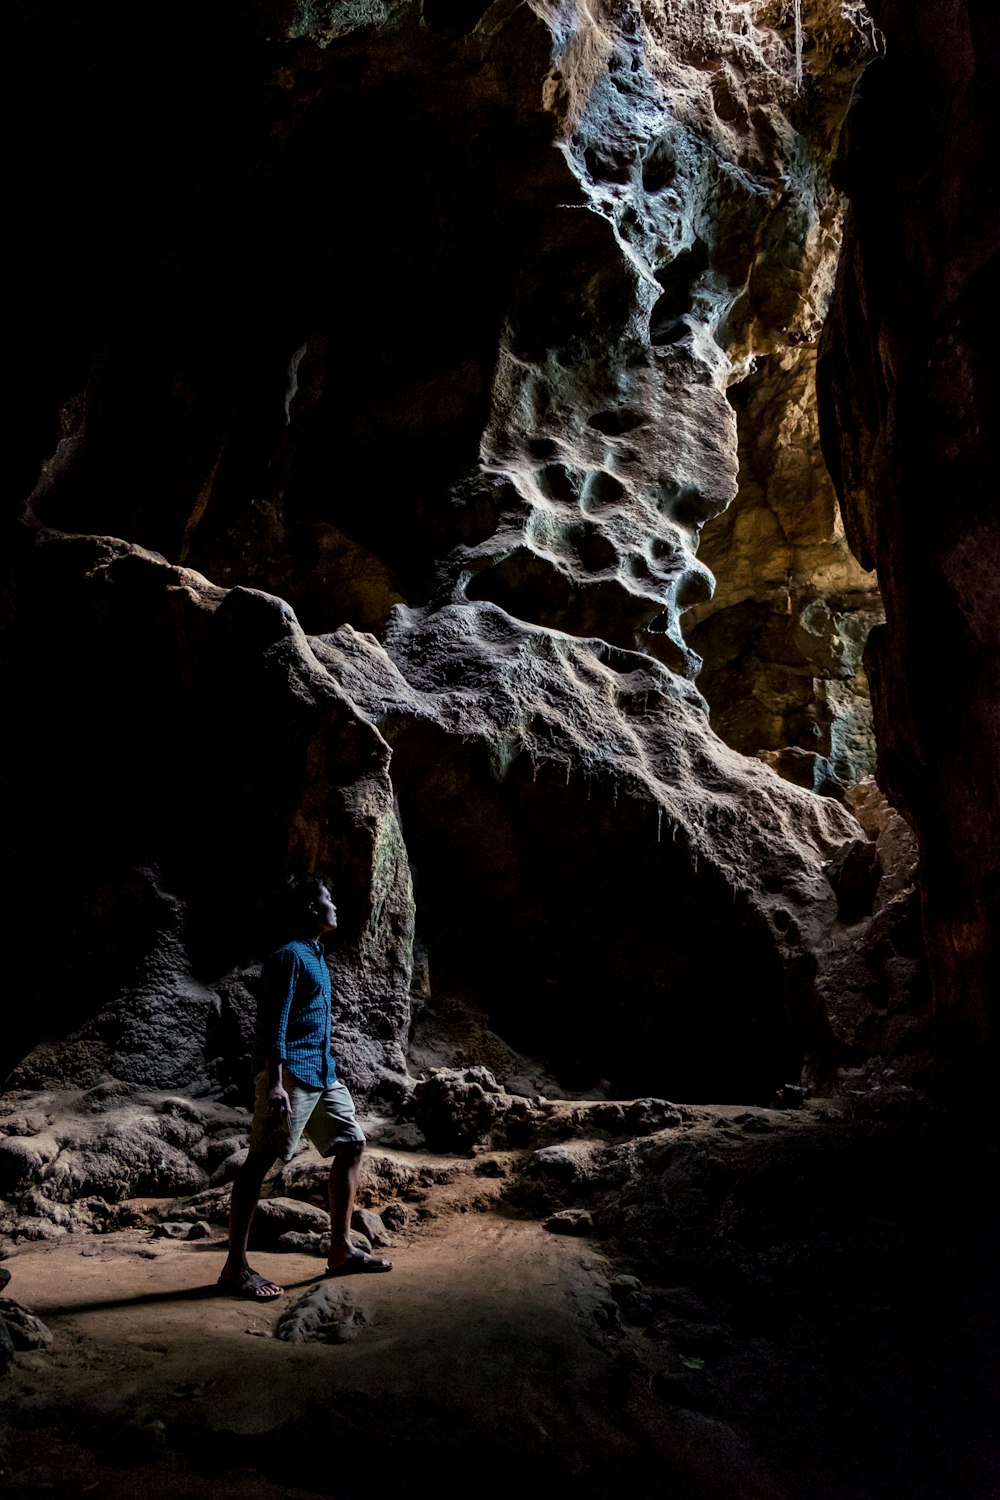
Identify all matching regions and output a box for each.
[2,3,997,1497]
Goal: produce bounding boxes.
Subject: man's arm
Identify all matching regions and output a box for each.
[259,948,300,1117]
[265,1058,290,1118]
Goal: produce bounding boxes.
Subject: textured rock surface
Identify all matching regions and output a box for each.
[818,0,1000,1066]
[3,0,883,1119]
[1,4,995,1491]
[686,347,883,796]
[1,1104,995,1499]
[0,1298,54,1352]
[0,1088,255,1239]
[3,539,414,1100]
[275,1281,368,1344]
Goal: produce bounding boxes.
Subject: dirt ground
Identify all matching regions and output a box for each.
[1,1154,685,1499]
[2,1113,997,1500]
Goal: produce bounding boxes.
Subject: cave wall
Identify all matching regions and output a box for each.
[686,344,883,797]
[4,2,903,1117]
[818,0,1000,1068]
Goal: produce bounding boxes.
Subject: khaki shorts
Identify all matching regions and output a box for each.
[248,1070,366,1163]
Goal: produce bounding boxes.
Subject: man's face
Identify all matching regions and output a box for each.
[313,886,338,934]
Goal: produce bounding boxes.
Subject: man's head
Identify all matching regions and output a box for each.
[283,874,337,940]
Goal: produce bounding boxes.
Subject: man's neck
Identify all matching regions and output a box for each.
[296,932,325,951]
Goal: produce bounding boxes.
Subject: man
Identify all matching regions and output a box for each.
[218,875,392,1300]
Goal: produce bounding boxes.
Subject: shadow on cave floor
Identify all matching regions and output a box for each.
[27,1271,324,1318]
[2,1101,997,1500]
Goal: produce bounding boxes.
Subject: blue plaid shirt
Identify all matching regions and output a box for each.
[256,939,337,1089]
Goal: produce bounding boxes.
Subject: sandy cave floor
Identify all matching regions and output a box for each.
[2,1111,998,1500]
[1,1157,670,1499]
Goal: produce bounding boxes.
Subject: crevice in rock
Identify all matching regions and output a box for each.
[684,348,884,799]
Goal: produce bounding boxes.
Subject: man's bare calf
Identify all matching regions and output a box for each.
[218,1146,282,1300]
[324,1140,391,1276]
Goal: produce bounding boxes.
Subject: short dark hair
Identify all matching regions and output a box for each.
[281,873,333,932]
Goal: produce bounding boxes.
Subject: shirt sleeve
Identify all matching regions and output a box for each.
[258,947,300,1065]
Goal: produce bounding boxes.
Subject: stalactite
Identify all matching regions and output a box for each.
[793,0,804,92]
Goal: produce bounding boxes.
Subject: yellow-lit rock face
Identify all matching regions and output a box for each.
[686,346,883,793]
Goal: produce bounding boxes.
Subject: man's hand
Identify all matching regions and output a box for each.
[267,1083,291,1120]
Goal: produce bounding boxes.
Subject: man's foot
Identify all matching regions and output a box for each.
[217,1266,283,1301]
[324,1251,393,1277]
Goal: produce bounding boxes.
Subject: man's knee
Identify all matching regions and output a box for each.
[238,1147,278,1185]
[332,1139,364,1164]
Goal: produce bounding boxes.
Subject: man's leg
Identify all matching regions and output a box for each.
[309,1080,391,1275]
[219,1146,282,1297]
[326,1142,391,1274]
[327,1141,363,1270]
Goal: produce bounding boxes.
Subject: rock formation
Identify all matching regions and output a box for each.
[3,4,998,1495]
[686,345,883,797]
[818,0,1000,1068]
[5,1,889,1135]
